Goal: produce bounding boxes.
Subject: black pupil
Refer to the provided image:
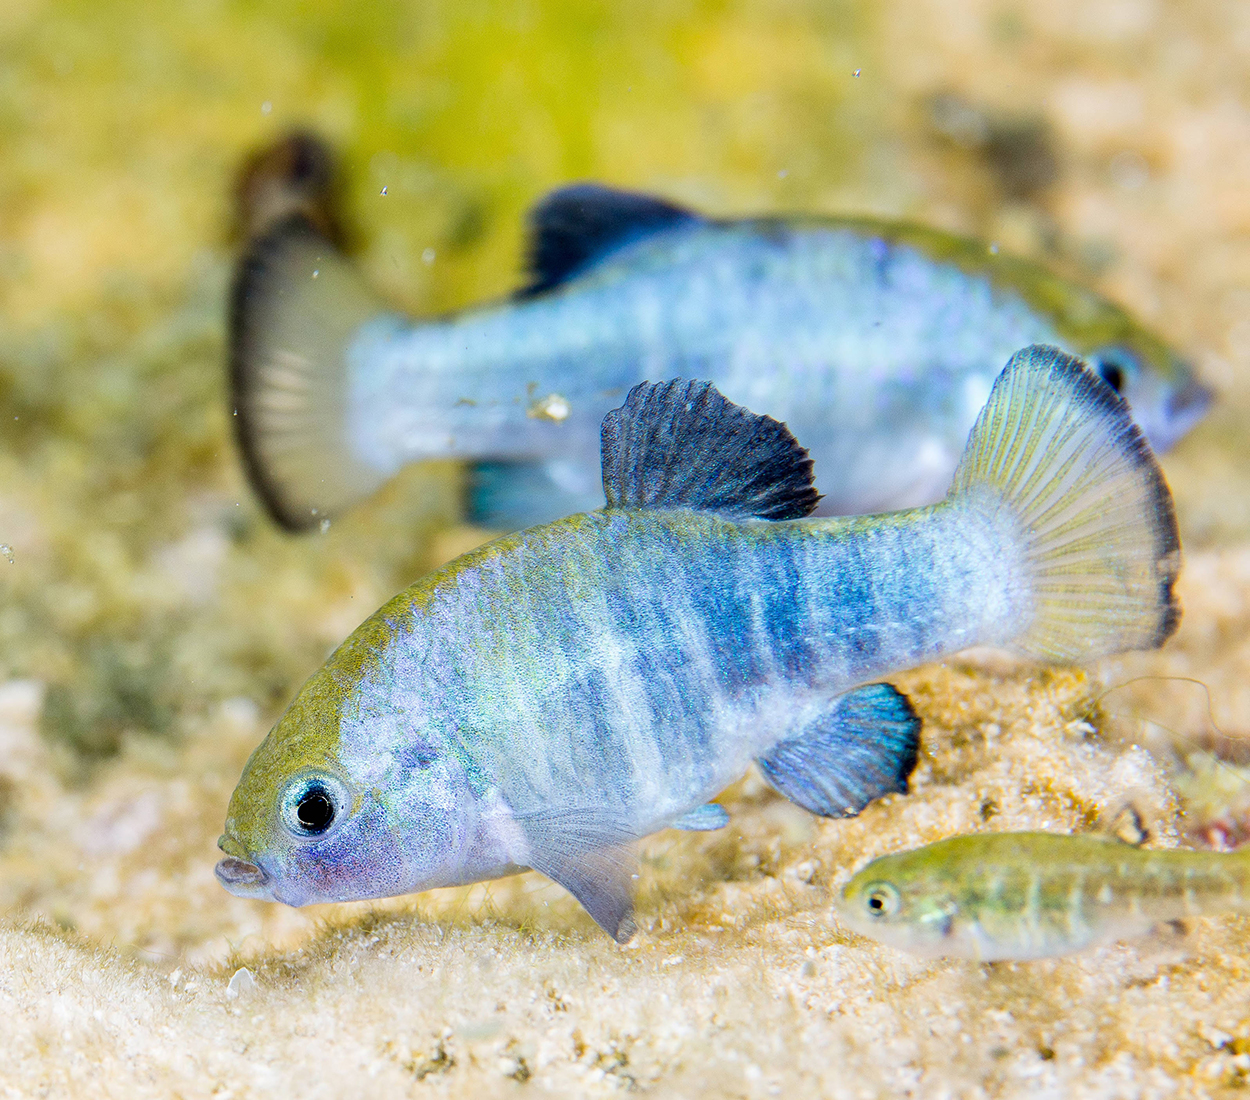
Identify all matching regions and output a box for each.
[296,787,335,833]
[868,894,885,912]
[1099,361,1125,393]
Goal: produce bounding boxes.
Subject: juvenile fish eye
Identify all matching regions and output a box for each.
[865,883,900,917]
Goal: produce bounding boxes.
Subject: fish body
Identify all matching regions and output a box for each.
[232,184,1209,531]
[840,831,1250,961]
[217,346,1181,940]
[230,506,996,895]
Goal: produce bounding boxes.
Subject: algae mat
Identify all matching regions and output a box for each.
[5,0,1250,1096]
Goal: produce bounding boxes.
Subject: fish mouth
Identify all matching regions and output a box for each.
[1147,374,1214,453]
[215,834,272,899]
[1168,375,1213,427]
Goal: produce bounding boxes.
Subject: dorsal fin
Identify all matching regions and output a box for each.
[600,380,820,519]
[520,183,697,296]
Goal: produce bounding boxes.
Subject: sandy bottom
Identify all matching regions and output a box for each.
[9,572,1250,1098]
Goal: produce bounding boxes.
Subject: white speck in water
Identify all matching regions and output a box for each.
[853,68,861,77]
[380,185,388,196]
[312,269,319,279]
[527,393,571,422]
[319,518,331,534]
[422,247,436,265]
[261,101,272,115]
[989,242,1000,255]
[777,169,788,179]
[226,967,256,1001]
[0,544,13,564]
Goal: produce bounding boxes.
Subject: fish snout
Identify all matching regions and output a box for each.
[215,856,271,897]
[1144,372,1214,453]
[1167,375,1213,428]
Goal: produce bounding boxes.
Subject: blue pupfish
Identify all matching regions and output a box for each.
[216,345,1180,941]
[230,180,1209,531]
[840,831,1250,961]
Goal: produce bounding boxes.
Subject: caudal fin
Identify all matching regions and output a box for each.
[233,130,351,246]
[230,215,390,530]
[949,344,1181,662]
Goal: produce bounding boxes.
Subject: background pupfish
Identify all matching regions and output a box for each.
[217,345,1181,941]
[839,831,1250,961]
[230,146,1209,532]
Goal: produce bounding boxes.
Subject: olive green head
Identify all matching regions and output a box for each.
[215,609,403,907]
[839,844,966,957]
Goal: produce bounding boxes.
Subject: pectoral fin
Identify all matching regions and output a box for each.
[515,808,638,943]
[757,684,920,817]
[672,803,730,831]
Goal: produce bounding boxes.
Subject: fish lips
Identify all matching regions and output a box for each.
[215,835,273,899]
[1145,374,1214,453]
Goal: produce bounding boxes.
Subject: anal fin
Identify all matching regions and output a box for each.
[672,803,730,831]
[515,808,638,943]
[758,684,920,817]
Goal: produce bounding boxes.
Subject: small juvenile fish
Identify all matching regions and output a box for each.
[230,174,1209,531]
[216,346,1180,941]
[840,831,1250,961]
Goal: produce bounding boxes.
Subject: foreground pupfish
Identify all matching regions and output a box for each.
[217,345,1180,941]
[231,173,1208,531]
[840,831,1250,961]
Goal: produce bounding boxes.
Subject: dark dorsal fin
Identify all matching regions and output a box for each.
[520,183,697,296]
[600,380,820,520]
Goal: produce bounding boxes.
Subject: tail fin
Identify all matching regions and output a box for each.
[949,344,1181,662]
[230,215,390,530]
[233,130,351,247]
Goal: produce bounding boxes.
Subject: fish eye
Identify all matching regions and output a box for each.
[281,773,349,839]
[297,787,335,832]
[863,881,901,918]
[1092,348,1139,395]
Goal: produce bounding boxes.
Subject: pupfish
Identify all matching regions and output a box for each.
[216,345,1180,941]
[840,830,1250,961]
[230,171,1209,532]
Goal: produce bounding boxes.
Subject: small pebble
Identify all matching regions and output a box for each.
[226,967,257,1001]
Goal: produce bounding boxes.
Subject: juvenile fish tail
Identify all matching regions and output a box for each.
[948,344,1181,661]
